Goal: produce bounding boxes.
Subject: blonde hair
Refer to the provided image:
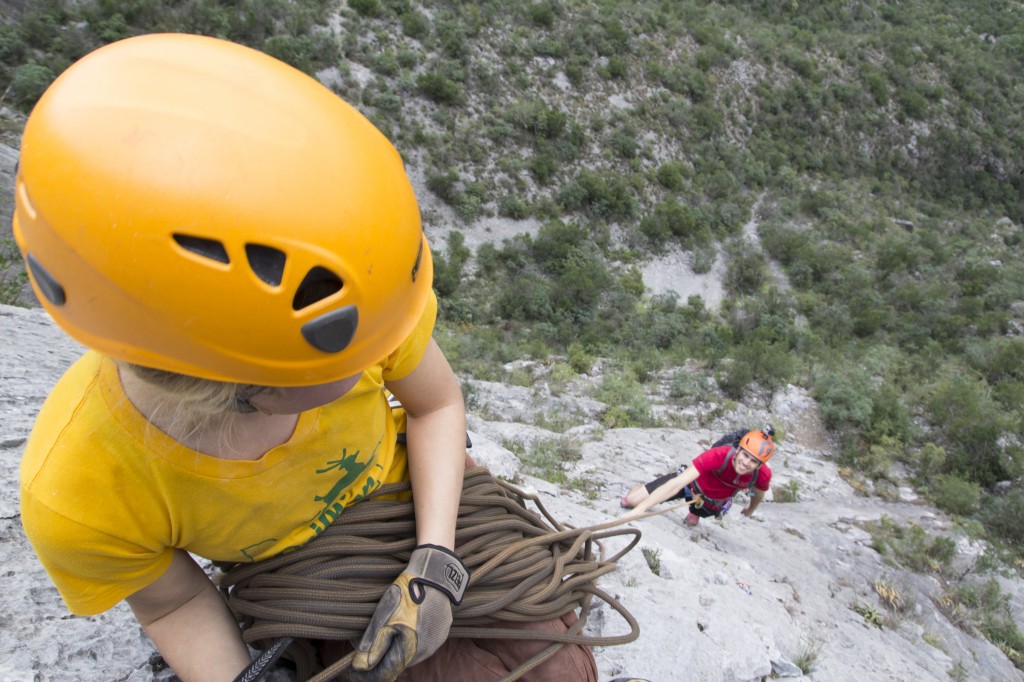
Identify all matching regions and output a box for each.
[120,362,265,439]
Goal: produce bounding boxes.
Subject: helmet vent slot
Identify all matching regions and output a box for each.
[294,266,343,310]
[173,234,229,264]
[246,244,287,286]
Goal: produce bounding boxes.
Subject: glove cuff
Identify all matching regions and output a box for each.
[408,544,469,606]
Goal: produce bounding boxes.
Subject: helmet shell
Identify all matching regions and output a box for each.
[14,33,432,386]
[739,431,775,464]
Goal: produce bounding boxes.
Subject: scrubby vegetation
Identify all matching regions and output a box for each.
[2,0,1023,657]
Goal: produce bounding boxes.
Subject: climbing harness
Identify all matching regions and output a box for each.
[668,465,727,513]
[224,467,644,682]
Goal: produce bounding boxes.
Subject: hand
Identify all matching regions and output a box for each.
[741,507,754,517]
[349,545,469,682]
[621,506,645,521]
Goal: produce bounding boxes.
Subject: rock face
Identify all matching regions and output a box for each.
[2,303,1023,682]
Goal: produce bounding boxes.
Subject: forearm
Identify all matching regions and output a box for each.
[127,550,250,682]
[390,339,468,551]
[744,489,766,516]
[406,403,467,549]
[634,467,699,514]
[140,582,251,681]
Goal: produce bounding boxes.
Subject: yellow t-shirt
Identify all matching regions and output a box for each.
[21,293,437,616]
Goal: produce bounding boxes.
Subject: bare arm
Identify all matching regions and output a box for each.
[126,550,250,681]
[627,465,701,516]
[742,487,767,517]
[386,338,467,550]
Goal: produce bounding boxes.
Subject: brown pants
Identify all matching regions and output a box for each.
[323,613,598,681]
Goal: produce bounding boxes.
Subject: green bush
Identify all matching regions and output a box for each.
[0,238,29,306]
[426,170,459,203]
[978,491,1024,547]
[868,386,913,445]
[11,63,55,109]
[400,11,430,39]
[94,12,130,42]
[528,152,558,186]
[925,374,1016,486]
[638,200,700,248]
[605,55,628,80]
[528,1,556,28]
[0,24,27,63]
[866,516,956,574]
[416,71,464,104]
[951,580,1024,667]
[724,249,770,296]
[16,9,62,50]
[897,89,928,120]
[655,162,687,190]
[262,34,315,74]
[433,231,470,297]
[497,195,530,220]
[911,443,947,479]
[557,170,637,221]
[593,370,655,428]
[520,436,582,483]
[641,546,661,576]
[773,480,802,503]
[668,369,713,403]
[453,193,482,223]
[370,51,400,77]
[927,474,980,517]
[349,0,382,18]
[815,369,874,437]
[567,342,594,375]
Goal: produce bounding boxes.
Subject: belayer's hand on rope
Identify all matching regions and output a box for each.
[349,544,470,682]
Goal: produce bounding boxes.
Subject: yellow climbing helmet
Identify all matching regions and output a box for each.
[13,33,432,386]
[739,430,775,464]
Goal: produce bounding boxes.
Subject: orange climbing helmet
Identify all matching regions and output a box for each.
[13,33,432,386]
[738,430,775,464]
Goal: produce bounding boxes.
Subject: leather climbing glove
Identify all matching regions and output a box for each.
[349,544,469,682]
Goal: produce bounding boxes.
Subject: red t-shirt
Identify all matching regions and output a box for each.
[692,445,772,502]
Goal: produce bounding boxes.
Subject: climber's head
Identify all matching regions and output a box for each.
[737,430,774,466]
[14,33,432,387]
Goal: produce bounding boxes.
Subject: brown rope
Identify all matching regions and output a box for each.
[221,467,648,681]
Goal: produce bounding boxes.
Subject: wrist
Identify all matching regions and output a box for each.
[408,545,469,605]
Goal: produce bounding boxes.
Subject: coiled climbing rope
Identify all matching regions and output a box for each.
[222,466,650,681]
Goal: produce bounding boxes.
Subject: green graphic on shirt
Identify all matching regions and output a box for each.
[240,538,279,562]
[237,437,386,559]
[307,437,384,535]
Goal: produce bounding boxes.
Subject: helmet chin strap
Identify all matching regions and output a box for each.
[234,387,272,415]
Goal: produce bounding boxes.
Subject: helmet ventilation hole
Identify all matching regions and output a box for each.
[293,266,343,310]
[245,244,287,286]
[173,234,229,264]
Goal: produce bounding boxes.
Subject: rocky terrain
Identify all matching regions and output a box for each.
[2,302,1023,682]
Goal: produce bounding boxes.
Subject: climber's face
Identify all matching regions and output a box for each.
[732,449,760,475]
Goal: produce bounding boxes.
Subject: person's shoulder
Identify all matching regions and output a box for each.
[704,444,732,458]
[24,352,130,482]
[694,445,730,466]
